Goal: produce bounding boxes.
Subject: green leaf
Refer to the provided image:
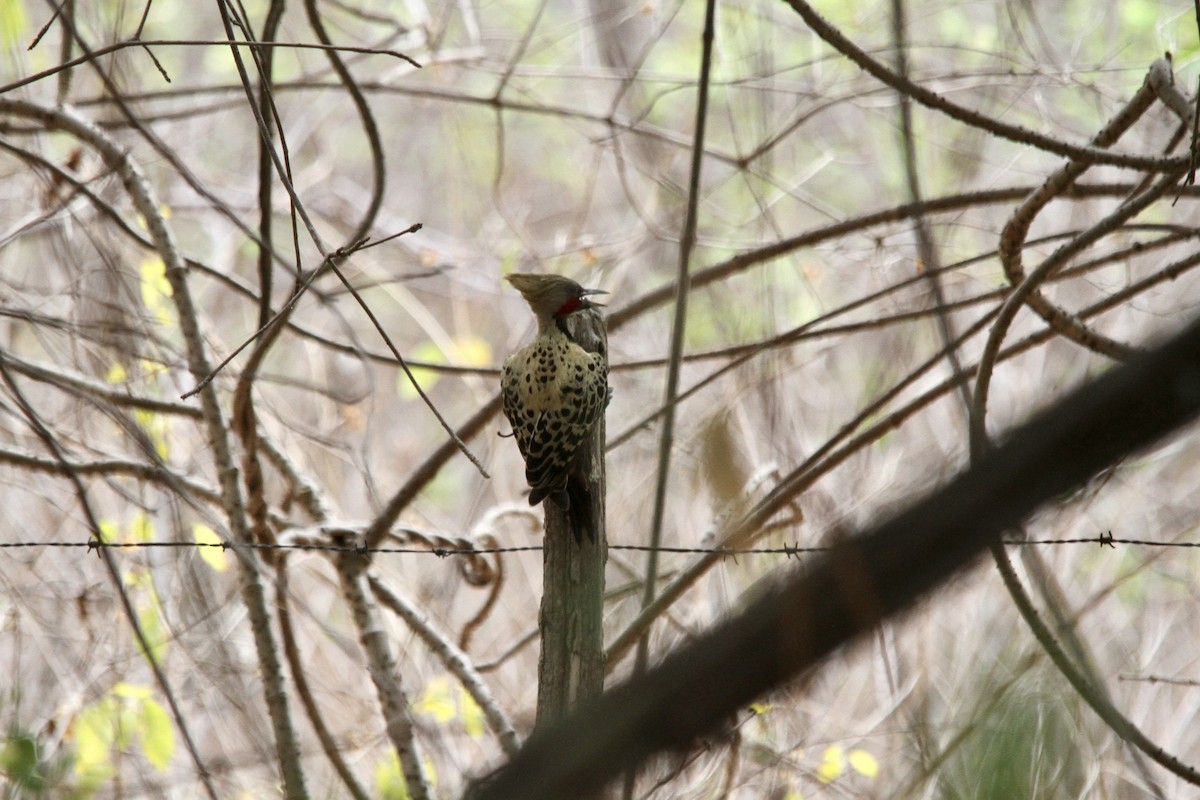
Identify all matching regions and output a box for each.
[2,731,46,790]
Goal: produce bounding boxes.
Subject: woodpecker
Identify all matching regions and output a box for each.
[501,273,609,542]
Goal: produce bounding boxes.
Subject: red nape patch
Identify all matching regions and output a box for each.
[555,297,582,316]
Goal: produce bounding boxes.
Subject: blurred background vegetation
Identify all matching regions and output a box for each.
[1,0,1199,796]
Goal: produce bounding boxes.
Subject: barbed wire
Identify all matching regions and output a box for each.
[0,530,1193,557]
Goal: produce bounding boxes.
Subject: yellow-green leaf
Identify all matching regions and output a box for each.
[114,700,138,750]
[848,748,878,778]
[139,257,175,328]
[105,362,128,384]
[73,702,115,773]
[375,753,409,800]
[400,336,493,399]
[0,0,27,49]
[415,676,456,723]
[140,257,172,306]
[458,686,485,739]
[135,204,173,230]
[452,334,492,367]
[138,699,175,771]
[98,520,119,543]
[817,745,845,784]
[133,408,170,459]
[112,683,151,700]
[123,568,151,589]
[193,524,228,572]
[129,511,154,543]
[140,358,167,377]
[137,598,168,663]
[399,341,446,398]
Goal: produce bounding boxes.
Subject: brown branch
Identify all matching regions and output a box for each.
[997,61,1166,362]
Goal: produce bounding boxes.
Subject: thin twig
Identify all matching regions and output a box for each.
[891,0,972,419]
[6,35,421,93]
[181,236,378,399]
[633,0,717,680]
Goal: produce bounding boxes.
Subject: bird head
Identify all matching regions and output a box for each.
[506,273,606,321]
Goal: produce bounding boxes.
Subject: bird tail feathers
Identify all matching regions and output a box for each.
[528,478,595,544]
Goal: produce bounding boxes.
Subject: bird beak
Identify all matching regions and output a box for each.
[579,288,607,309]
